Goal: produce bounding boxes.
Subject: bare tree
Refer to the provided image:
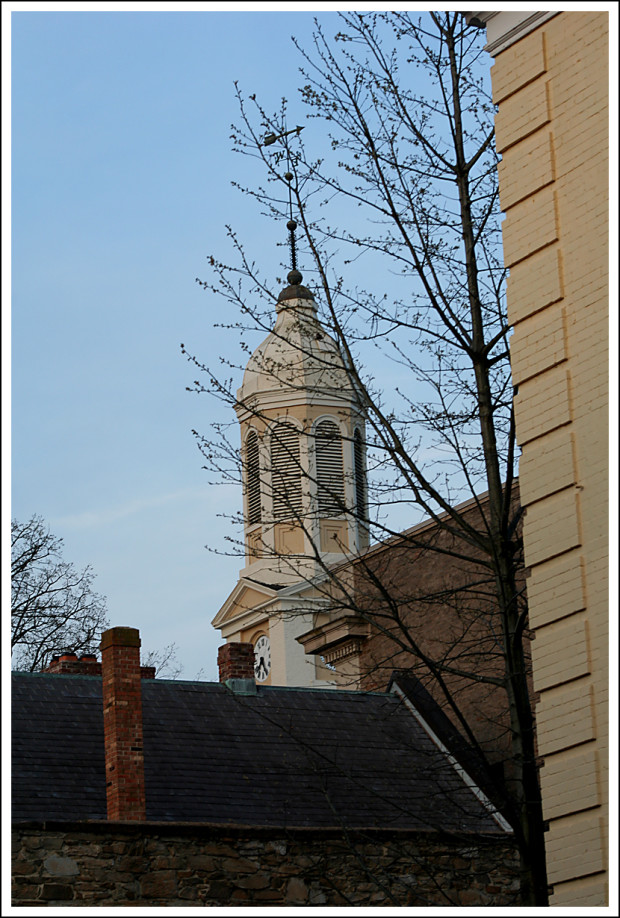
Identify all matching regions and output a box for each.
[142,642,184,680]
[184,13,547,905]
[11,515,110,672]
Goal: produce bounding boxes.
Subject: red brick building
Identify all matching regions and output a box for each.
[298,489,527,778]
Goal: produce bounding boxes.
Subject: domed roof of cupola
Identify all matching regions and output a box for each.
[236,283,355,410]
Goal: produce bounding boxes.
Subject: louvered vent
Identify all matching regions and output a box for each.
[246,430,261,525]
[316,420,345,516]
[354,428,367,521]
[271,423,303,520]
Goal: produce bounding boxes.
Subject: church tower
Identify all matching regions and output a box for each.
[212,237,369,687]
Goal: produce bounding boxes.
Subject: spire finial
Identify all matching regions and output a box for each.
[284,171,302,286]
[261,125,313,303]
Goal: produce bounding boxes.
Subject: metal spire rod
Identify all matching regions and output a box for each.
[284,162,298,274]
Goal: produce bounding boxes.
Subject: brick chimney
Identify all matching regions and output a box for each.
[101,627,146,821]
[218,642,256,690]
[45,652,102,676]
[44,651,156,679]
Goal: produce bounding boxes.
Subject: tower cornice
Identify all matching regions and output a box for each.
[235,390,362,422]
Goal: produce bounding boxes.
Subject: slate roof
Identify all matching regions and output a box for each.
[12,672,507,835]
[12,673,106,822]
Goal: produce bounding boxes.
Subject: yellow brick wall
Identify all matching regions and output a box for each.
[490,12,609,906]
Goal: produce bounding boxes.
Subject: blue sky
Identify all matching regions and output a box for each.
[8,4,615,681]
[8,6,350,679]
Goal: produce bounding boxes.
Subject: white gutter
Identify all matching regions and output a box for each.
[392,683,513,834]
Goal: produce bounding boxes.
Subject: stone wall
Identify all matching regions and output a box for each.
[12,821,520,907]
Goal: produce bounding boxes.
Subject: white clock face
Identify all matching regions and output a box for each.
[254,634,271,682]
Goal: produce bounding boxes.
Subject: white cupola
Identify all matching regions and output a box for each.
[212,223,370,688]
[234,270,368,588]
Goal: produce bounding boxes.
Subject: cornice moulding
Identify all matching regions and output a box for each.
[235,391,360,421]
[465,11,559,56]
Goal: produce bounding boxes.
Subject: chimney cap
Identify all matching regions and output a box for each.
[101,626,141,651]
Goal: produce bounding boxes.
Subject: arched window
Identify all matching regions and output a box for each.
[354,428,367,521]
[271,423,303,520]
[316,420,345,516]
[245,430,261,525]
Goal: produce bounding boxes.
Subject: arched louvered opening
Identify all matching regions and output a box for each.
[316,420,345,517]
[271,423,303,520]
[245,430,261,525]
[354,428,367,522]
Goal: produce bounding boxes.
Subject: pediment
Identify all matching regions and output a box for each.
[212,578,280,630]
